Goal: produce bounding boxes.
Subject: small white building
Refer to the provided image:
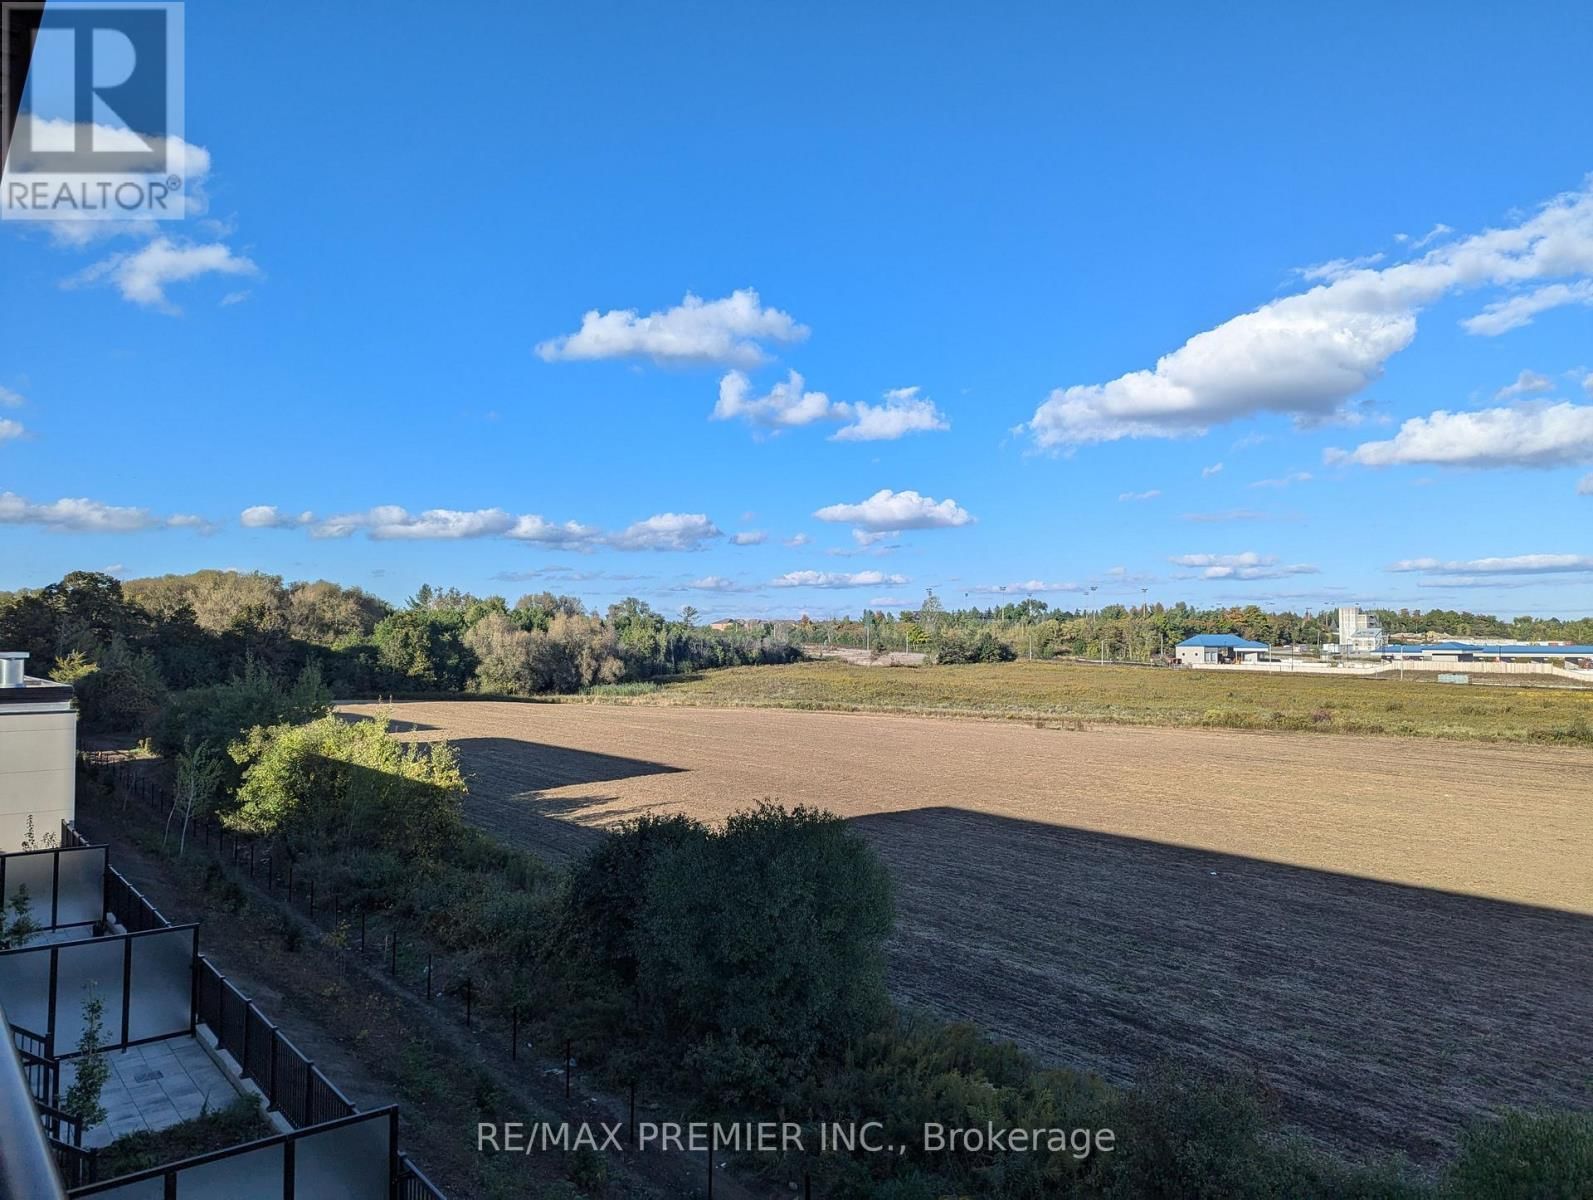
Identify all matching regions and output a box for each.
[0,652,77,851]
[1175,634,1271,666]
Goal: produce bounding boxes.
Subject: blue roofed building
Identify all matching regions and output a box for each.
[1175,634,1272,667]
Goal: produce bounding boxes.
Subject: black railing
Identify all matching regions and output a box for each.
[194,956,356,1129]
[68,1106,399,1198]
[101,865,169,933]
[397,1153,449,1200]
[48,1136,97,1190]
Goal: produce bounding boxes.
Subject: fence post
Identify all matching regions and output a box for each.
[389,931,397,976]
[287,861,294,903]
[426,955,433,1001]
[511,1008,518,1061]
[308,879,315,919]
[564,1041,571,1099]
[268,1029,279,1111]
[359,910,366,952]
[241,1001,252,1082]
[303,1061,314,1125]
[464,978,472,1029]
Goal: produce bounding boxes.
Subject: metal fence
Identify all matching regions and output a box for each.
[101,865,171,934]
[68,1105,400,1200]
[0,924,199,1059]
[0,844,108,934]
[194,955,357,1129]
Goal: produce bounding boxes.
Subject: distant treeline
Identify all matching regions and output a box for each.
[0,570,797,734]
[805,596,1593,662]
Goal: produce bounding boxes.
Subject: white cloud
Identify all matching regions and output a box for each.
[970,580,1083,594]
[0,418,24,443]
[1462,281,1593,337]
[0,492,206,533]
[1580,473,1593,496]
[1118,489,1161,502]
[730,530,767,545]
[165,513,219,534]
[1169,552,1319,580]
[1023,181,1593,447]
[771,570,909,589]
[1329,402,1593,469]
[783,533,811,548]
[1248,471,1312,489]
[537,289,807,367]
[70,237,259,311]
[1202,462,1224,478]
[240,505,314,529]
[1296,252,1385,282]
[2,117,214,246]
[1495,369,1553,400]
[813,488,974,534]
[0,387,23,408]
[687,576,748,592]
[830,387,950,442]
[506,515,604,547]
[1388,554,1593,576]
[713,370,840,429]
[605,512,722,552]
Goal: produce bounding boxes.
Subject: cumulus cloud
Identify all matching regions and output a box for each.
[537,289,806,367]
[1024,180,1593,447]
[1169,552,1319,580]
[1388,554,1593,576]
[1118,489,1161,502]
[2,117,214,246]
[1496,369,1553,400]
[1328,402,1593,469]
[783,533,812,548]
[687,576,748,592]
[605,512,722,552]
[70,237,259,312]
[0,492,207,533]
[730,530,767,545]
[240,505,314,529]
[714,376,950,442]
[0,418,24,444]
[771,570,909,589]
[830,387,950,442]
[264,503,716,550]
[813,488,974,535]
[1202,462,1224,478]
[713,370,840,430]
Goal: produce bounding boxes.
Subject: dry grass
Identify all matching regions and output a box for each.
[576,659,1593,744]
[346,698,1593,1161]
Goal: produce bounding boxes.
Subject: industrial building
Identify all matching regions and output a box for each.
[0,653,76,852]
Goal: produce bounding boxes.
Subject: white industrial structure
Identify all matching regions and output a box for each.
[1326,605,1387,656]
[0,651,77,851]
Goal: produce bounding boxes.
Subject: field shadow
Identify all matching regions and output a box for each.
[335,709,444,733]
[848,806,1593,1163]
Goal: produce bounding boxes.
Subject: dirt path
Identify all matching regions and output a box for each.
[344,700,1593,1162]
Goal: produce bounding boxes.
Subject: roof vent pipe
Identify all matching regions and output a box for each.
[0,652,27,688]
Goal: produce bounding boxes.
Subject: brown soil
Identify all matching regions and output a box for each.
[342,700,1593,1163]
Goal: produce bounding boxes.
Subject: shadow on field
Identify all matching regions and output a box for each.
[849,806,1593,1164]
[336,710,444,733]
[423,737,686,862]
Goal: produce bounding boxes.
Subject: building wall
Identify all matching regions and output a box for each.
[0,707,77,850]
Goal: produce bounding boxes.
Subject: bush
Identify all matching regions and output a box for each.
[227,712,464,857]
[1442,1110,1593,1199]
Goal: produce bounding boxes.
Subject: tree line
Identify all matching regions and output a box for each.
[0,570,797,734]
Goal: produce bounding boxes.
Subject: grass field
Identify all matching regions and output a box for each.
[581,659,1593,744]
[344,698,1593,1163]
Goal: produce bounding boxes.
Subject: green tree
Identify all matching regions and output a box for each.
[63,990,111,1130]
[0,884,38,950]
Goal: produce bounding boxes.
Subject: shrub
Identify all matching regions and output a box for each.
[1442,1110,1593,1199]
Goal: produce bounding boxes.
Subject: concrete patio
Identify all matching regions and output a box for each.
[62,1034,245,1148]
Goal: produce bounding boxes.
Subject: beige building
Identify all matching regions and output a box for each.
[0,652,77,851]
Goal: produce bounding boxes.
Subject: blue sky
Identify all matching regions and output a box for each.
[4,0,1593,618]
